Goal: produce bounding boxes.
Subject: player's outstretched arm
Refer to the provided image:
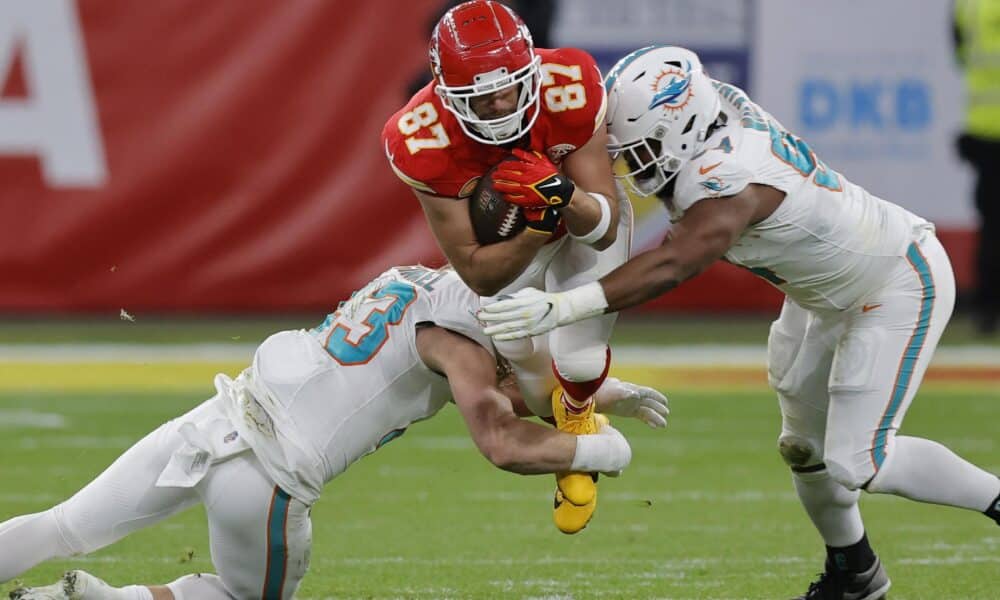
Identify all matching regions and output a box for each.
[479,185,779,340]
[415,189,549,296]
[596,191,757,310]
[501,367,669,429]
[416,326,631,475]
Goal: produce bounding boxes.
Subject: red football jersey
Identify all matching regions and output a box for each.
[382,47,607,198]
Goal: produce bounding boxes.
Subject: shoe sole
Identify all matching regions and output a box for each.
[62,571,78,599]
[553,489,596,534]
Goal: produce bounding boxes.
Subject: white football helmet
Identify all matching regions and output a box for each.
[604,46,721,196]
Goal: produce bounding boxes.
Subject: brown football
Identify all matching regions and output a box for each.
[468,160,526,245]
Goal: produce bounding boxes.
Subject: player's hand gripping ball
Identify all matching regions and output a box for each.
[493,148,575,209]
[469,158,561,245]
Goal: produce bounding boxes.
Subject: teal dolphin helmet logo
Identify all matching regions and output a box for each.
[649,71,691,110]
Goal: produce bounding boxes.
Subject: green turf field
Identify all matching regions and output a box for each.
[1,361,997,599]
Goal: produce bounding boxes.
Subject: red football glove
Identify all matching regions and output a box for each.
[493,149,575,209]
[523,206,562,236]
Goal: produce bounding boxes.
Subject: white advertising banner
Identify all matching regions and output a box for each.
[553,0,751,86]
[553,0,750,48]
[753,0,975,226]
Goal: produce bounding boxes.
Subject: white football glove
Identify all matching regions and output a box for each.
[479,282,608,340]
[594,377,669,428]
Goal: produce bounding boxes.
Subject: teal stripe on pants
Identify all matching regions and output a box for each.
[871,243,935,468]
[263,487,291,599]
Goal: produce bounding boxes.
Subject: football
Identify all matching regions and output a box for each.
[468,160,526,245]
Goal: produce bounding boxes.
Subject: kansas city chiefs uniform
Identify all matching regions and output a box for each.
[381,47,607,198]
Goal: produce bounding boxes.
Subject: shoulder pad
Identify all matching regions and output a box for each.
[428,272,494,353]
[674,143,754,212]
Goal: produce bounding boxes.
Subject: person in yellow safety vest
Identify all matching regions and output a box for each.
[955,0,1000,335]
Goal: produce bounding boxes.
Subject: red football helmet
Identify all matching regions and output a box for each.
[429,0,542,145]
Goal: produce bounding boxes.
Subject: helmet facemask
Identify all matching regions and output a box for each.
[435,55,542,145]
[609,125,684,197]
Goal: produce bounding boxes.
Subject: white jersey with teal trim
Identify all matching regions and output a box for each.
[671,82,934,313]
[220,266,491,504]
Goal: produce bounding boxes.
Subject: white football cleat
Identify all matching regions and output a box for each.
[8,581,68,600]
[9,570,99,600]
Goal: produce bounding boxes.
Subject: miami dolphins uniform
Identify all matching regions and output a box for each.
[0,266,491,599]
[675,80,956,492]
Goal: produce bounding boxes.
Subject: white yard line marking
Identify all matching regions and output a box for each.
[898,555,1000,565]
[314,555,722,567]
[16,435,135,449]
[0,493,61,503]
[459,489,799,503]
[0,410,67,429]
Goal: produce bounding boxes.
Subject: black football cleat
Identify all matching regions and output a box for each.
[792,557,891,600]
[985,488,1000,526]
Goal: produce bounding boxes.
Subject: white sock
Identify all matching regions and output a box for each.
[166,573,231,600]
[792,468,866,547]
[867,435,1000,511]
[71,571,153,600]
[102,586,154,600]
[560,391,593,410]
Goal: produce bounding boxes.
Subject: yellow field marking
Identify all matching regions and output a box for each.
[0,362,244,392]
[612,365,1000,392]
[0,363,994,393]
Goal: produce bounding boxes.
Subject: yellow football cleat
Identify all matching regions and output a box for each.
[552,386,607,504]
[551,386,599,435]
[553,480,596,534]
[550,387,610,531]
[556,471,596,506]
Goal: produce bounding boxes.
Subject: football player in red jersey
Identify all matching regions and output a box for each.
[381,0,634,531]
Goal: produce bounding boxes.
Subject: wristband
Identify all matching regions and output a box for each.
[570,192,612,246]
[559,281,610,326]
[570,425,632,473]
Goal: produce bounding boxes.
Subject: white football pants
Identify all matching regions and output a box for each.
[770,232,987,491]
[485,197,633,415]
[0,396,311,599]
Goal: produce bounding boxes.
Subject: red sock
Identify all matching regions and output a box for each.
[552,347,611,407]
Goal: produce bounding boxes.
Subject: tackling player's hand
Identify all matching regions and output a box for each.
[594,377,669,428]
[493,149,575,209]
[478,282,608,340]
